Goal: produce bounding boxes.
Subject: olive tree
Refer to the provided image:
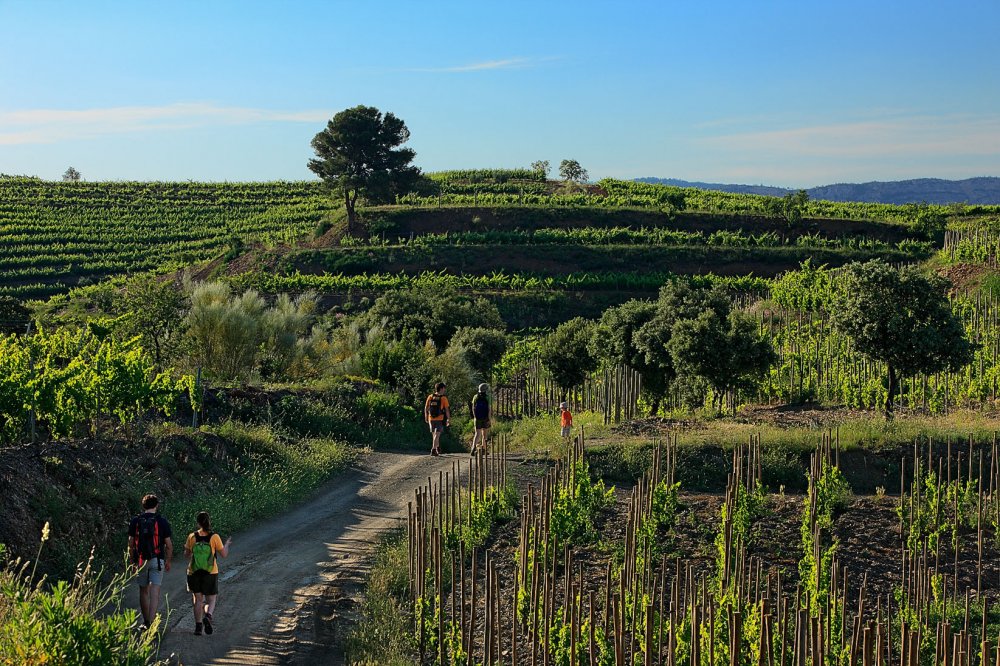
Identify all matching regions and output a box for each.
[539,317,598,398]
[590,299,668,414]
[448,326,509,379]
[830,260,974,418]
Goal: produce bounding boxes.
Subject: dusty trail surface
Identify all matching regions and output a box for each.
[143,451,456,665]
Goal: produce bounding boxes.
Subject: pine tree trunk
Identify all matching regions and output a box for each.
[344,189,357,232]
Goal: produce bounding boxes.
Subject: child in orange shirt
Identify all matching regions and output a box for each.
[559,402,572,439]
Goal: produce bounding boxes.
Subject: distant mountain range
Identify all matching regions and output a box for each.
[635,177,1000,205]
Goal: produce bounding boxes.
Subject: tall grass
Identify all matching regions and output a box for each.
[0,540,163,665]
[164,420,356,538]
[343,532,415,665]
[490,410,610,457]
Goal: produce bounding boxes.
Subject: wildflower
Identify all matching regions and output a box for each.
[41,521,50,543]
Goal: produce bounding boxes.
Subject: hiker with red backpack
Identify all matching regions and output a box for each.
[184,511,232,636]
[128,494,174,630]
[470,383,491,456]
[424,382,450,456]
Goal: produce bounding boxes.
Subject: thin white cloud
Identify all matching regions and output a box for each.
[0,103,331,145]
[408,57,543,73]
[700,113,1000,159]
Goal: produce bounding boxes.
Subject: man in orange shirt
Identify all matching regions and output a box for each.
[560,401,573,439]
[424,382,451,456]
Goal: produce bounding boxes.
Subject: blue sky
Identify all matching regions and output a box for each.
[1,0,998,186]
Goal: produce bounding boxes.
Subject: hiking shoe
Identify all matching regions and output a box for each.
[203,613,214,635]
[195,623,203,636]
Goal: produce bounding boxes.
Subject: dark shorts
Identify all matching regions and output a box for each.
[475,418,491,430]
[187,570,219,596]
[429,420,445,432]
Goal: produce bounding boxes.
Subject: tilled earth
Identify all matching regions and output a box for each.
[447,458,1000,662]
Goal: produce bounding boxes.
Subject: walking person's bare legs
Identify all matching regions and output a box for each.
[146,584,161,624]
[138,585,151,626]
[192,592,205,624]
[472,428,490,453]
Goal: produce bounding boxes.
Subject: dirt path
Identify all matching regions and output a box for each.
[144,450,458,665]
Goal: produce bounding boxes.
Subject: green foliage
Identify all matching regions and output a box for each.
[590,299,666,412]
[232,268,772,297]
[0,546,161,665]
[362,286,504,349]
[449,484,517,551]
[447,326,508,379]
[799,461,851,614]
[558,159,588,184]
[113,275,187,365]
[493,335,541,385]
[774,189,810,223]
[539,317,598,395]
[308,105,421,229]
[631,282,776,412]
[898,462,980,557]
[344,533,417,665]
[714,481,767,591]
[185,281,318,381]
[0,327,187,443]
[771,260,834,311]
[830,260,975,416]
[529,160,550,179]
[428,168,545,184]
[907,201,947,238]
[669,309,777,411]
[635,478,681,576]
[172,421,355,538]
[550,459,614,546]
[0,179,330,300]
[359,334,430,394]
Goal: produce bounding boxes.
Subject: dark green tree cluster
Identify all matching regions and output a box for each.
[360,287,504,350]
[543,283,778,413]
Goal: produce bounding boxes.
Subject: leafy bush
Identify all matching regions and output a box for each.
[550,459,614,546]
[771,260,833,311]
[0,539,161,665]
[447,326,508,379]
[361,286,504,349]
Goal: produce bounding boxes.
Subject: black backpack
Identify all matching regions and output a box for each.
[472,393,489,419]
[133,513,162,567]
[427,393,444,418]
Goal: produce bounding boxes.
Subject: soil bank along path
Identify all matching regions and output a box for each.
[145,451,458,665]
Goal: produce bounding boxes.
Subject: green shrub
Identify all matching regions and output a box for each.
[0,539,161,665]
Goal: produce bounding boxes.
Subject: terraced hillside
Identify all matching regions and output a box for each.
[226,172,940,326]
[1,172,977,324]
